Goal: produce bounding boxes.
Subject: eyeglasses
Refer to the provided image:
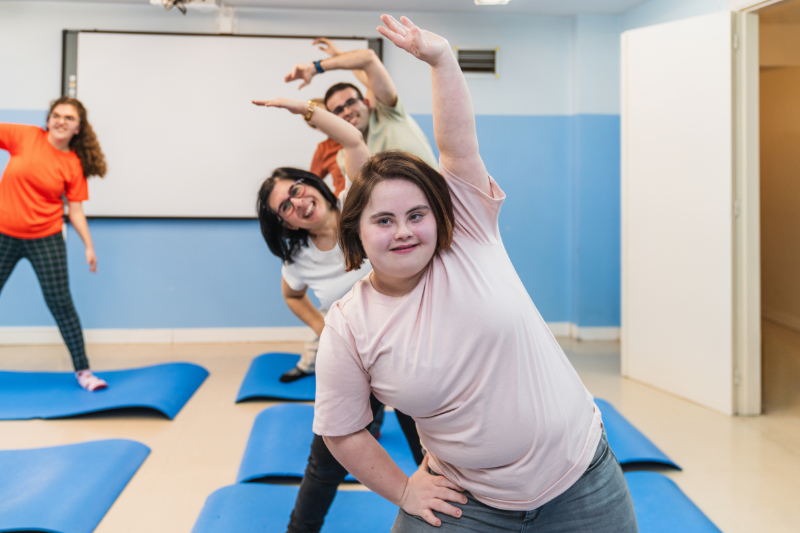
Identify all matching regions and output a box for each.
[50,112,77,123]
[330,97,362,117]
[276,179,306,222]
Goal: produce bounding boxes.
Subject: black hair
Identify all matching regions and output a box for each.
[323,82,364,109]
[256,168,338,264]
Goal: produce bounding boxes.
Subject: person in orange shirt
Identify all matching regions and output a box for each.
[307,37,377,200]
[0,97,108,391]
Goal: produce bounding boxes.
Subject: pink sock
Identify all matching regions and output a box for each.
[75,370,108,392]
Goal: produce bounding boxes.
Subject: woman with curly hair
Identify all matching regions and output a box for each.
[0,97,108,391]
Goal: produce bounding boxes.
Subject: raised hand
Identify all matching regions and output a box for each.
[398,455,467,527]
[251,98,308,115]
[284,63,317,89]
[377,15,452,67]
[313,37,344,57]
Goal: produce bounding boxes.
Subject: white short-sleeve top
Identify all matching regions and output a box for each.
[281,239,371,311]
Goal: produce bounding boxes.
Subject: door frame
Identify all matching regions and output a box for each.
[732,9,761,415]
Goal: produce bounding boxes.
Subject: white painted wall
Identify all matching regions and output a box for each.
[0,1,590,117]
[623,0,729,30]
[0,0,625,340]
[571,14,622,115]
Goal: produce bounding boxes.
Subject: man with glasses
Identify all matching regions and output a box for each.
[285,43,437,177]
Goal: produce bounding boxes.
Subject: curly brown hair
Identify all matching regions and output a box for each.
[47,97,107,178]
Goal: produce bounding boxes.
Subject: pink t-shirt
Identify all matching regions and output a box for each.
[313,165,602,511]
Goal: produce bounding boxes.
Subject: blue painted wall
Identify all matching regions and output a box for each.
[1,110,620,328]
[1,219,291,328]
[570,115,621,327]
[416,114,573,322]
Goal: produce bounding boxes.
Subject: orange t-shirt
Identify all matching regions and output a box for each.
[309,138,346,197]
[0,124,88,239]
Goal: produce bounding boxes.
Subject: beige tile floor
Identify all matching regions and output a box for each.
[0,331,798,533]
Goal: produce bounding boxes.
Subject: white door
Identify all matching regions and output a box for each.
[621,12,735,415]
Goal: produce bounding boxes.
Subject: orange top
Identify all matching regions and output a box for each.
[309,138,346,197]
[0,124,88,239]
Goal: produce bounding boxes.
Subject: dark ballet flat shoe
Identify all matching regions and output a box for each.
[279,367,313,383]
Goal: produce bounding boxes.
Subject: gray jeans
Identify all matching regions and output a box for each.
[391,429,638,533]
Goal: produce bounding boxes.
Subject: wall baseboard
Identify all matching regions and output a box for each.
[569,324,621,341]
[0,326,318,345]
[0,322,620,345]
[547,322,571,337]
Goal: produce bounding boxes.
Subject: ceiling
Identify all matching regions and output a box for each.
[30,0,651,16]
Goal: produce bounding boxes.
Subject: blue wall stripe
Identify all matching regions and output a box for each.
[415,114,573,322]
[0,110,620,329]
[0,110,48,173]
[571,114,621,327]
[0,220,293,328]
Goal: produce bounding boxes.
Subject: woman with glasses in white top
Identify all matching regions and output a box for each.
[252,96,424,533]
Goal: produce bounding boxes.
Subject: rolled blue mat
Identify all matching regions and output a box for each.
[0,362,208,420]
[596,398,680,469]
[236,353,316,402]
[237,403,418,483]
[192,484,398,533]
[0,439,150,533]
[626,472,722,532]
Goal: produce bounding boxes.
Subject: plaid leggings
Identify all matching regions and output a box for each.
[0,231,89,371]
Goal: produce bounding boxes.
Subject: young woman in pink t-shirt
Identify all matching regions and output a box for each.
[312,16,638,532]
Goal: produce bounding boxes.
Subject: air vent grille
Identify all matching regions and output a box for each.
[457,49,496,73]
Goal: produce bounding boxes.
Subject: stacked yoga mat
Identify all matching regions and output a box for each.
[193,404,411,532]
[190,351,724,533]
[0,363,208,533]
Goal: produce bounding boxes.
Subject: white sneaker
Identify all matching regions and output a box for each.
[75,370,108,392]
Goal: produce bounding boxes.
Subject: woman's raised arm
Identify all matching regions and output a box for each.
[252,98,370,180]
[377,15,490,195]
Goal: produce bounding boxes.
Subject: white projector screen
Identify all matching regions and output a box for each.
[74,32,370,217]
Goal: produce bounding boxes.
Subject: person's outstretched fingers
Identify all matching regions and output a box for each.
[386,14,408,34]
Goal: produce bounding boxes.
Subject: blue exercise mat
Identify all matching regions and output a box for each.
[0,439,150,533]
[194,473,720,533]
[236,353,316,402]
[0,362,208,420]
[237,403,417,483]
[627,472,722,532]
[596,398,680,470]
[192,483,397,533]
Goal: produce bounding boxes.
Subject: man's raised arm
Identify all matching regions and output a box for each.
[285,47,398,108]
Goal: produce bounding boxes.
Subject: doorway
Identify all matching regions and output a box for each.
[758,0,800,415]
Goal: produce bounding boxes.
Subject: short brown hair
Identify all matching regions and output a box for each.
[324,82,364,109]
[339,151,455,272]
